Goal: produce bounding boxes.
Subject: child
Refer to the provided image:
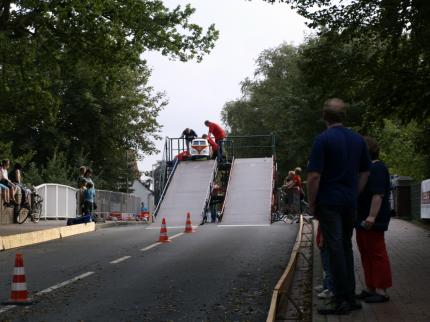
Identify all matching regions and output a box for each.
[315,222,334,299]
[83,181,96,216]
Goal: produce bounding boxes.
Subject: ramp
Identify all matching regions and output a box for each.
[155,160,216,226]
[222,158,273,225]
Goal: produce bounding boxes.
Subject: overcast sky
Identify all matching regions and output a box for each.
[139,0,309,173]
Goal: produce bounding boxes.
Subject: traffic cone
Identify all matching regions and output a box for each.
[158,218,171,243]
[184,212,195,233]
[3,254,32,305]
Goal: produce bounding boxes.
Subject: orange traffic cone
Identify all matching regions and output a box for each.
[3,254,32,305]
[158,218,171,243]
[184,212,195,233]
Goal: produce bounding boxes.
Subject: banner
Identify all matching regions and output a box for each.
[421,179,430,219]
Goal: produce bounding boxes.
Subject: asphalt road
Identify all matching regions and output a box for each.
[0,222,297,322]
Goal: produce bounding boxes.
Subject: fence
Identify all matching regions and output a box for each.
[36,184,77,220]
[35,183,141,220]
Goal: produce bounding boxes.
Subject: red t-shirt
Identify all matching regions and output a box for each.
[207,136,219,151]
[207,122,226,141]
[293,175,302,188]
[176,151,191,161]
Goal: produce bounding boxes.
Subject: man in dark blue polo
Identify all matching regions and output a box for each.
[307,98,371,315]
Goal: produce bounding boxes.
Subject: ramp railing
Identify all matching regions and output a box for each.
[153,158,179,218]
[201,159,218,220]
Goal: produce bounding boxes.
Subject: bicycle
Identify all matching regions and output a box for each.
[14,187,43,224]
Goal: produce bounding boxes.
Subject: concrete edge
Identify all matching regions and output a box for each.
[0,220,149,251]
[0,222,96,251]
[2,227,62,250]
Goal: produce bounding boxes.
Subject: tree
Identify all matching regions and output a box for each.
[0,1,219,189]
[263,0,430,123]
[222,43,323,180]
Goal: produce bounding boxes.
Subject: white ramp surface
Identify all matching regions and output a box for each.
[222,158,273,225]
[155,160,215,226]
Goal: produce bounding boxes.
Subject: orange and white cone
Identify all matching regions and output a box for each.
[3,254,32,305]
[158,218,171,243]
[184,212,195,233]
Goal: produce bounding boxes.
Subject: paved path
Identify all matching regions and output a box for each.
[313,218,430,322]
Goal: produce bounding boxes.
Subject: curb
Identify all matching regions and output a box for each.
[0,222,95,251]
[0,220,150,251]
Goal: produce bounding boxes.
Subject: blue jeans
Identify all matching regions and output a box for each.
[321,244,334,292]
[318,205,355,303]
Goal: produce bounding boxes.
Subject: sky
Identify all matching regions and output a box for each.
[138,0,309,174]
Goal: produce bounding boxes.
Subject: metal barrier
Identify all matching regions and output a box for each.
[35,183,141,220]
[95,190,141,218]
[36,184,77,219]
[276,187,301,214]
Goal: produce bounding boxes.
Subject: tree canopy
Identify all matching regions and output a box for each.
[0,1,218,189]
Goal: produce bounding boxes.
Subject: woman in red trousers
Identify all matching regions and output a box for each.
[356,136,392,303]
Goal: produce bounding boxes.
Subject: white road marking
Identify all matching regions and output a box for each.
[0,272,95,314]
[38,272,95,295]
[140,243,160,251]
[109,256,131,264]
[217,224,271,227]
[170,232,184,240]
[146,226,193,230]
[0,305,15,314]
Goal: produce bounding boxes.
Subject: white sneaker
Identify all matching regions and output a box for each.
[314,284,324,293]
[317,289,334,299]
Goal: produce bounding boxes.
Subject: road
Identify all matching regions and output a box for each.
[0,223,297,321]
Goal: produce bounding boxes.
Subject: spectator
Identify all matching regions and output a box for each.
[181,128,198,153]
[209,184,222,223]
[204,120,226,162]
[77,166,87,189]
[84,168,95,188]
[0,159,17,205]
[83,181,96,216]
[307,98,371,315]
[0,180,11,207]
[316,223,335,299]
[355,136,392,303]
[282,171,295,190]
[77,166,87,215]
[202,134,219,160]
[9,163,29,206]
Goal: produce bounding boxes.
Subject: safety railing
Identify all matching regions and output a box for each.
[36,184,77,219]
[219,157,235,220]
[153,158,179,218]
[34,183,141,220]
[201,159,219,220]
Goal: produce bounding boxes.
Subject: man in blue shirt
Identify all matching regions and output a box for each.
[307,98,371,315]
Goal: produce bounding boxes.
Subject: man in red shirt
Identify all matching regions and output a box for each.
[204,120,225,162]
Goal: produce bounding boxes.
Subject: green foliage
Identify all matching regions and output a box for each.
[222,43,322,180]
[372,120,428,180]
[0,1,218,190]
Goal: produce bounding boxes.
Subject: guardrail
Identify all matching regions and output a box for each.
[201,159,218,220]
[36,184,77,219]
[35,183,141,220]
[153,159,179,218]
[266,215,312,321]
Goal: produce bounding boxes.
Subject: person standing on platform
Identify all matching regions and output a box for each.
[307,98,371,315]
[204,120,226,162]
[181,128,198,153]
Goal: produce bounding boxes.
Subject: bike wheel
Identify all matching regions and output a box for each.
[31,202,42,223]
[16,207,29,224]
